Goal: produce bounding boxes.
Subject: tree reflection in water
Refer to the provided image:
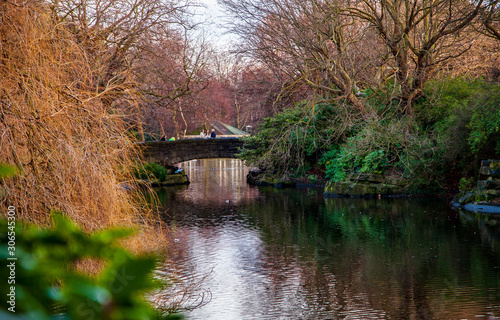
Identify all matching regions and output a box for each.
[155,159,500,320]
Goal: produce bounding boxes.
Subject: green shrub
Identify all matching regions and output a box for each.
[408,77,500,187]
[416,77,489,128]
[238,101,355,178]
[133,163,170,182]
[239,78,500,189]
[363,80,405,115]
[319,116,409,181]
[360,150,388,174]
[415,78,500,158]
[0,213,182,320]
[459,177,475,191]
[320,147,390,182]
[467,86,500,154]
[319,147,355,181]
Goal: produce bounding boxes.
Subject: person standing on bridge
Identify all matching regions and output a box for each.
[210,129,216,138]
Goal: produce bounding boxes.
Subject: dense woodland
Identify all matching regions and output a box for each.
[1,0,500,220]
[225,0,500,191]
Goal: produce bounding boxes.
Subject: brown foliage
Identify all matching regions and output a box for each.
[0,0,145,231]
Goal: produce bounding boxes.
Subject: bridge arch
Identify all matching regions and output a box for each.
[141,138,245,166]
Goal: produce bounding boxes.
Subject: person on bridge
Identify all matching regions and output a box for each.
[210,129,216,138]
[200,129,206,138]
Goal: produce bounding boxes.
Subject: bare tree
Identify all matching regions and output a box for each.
[482,0,500,41]
[347,0,485,115]
[220,0,376,111]
[206,52,282,130]
[231,65,289,129]
[50,0,191,92]
[135,26,212,138]
[49,0,227,140]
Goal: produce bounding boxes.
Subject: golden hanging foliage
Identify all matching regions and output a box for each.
[0,0,156,234]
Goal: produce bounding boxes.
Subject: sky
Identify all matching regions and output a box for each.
[192,0,239,49]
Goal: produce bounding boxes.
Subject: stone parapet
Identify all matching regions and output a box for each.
[141,138,245,166]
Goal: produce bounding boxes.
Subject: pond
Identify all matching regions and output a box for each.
[155,158,500,320]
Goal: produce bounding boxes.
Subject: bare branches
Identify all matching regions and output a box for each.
[220,0,495,119]
[480,0,500,41]
[347,0,484,114]
[49,0,191,105]
[221,0,378,110]
[134,25,213,138]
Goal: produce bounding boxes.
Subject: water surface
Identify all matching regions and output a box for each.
[157,159,500,320]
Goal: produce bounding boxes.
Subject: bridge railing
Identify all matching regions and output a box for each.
[141,136,246,165]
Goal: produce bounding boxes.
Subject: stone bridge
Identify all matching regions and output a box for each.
[140,138,245,166]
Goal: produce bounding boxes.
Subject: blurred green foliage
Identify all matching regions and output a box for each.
[0,213,182,320]
[459,177,475,191]
[0,163,18,180]
[0,163,182,320]
[467,87,500,153]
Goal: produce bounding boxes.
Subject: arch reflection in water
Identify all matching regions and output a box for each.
[156,159,500,320]
[175,158,259,205]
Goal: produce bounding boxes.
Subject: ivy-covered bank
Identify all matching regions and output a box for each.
[238,78,500,197]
